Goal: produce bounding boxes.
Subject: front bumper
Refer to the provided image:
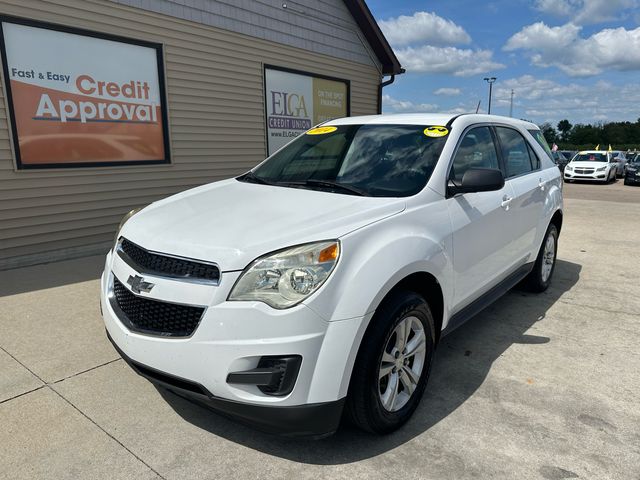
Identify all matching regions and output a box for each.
[625,174,640,184]
[107,331,345,437]
[101,250,366,436]
[564,170,608,181]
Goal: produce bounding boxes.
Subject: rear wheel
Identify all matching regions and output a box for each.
[523,223,558,292]
[624,177,631,185]
[346,291,435,434]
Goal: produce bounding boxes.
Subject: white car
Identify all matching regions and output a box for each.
[101,113,563,437]
[563,151,617,183]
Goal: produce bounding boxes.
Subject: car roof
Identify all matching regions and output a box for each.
[577,150,608,154]
[325,113,539,130]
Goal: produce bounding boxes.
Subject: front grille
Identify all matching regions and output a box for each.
[119,238,220,282]
[112,276,204,337]
[574,168,595,174]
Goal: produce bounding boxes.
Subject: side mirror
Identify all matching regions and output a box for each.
[448,168,505,196]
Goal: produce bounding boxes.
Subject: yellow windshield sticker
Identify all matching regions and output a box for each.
[424,126,449,137]
[307,126,337,135]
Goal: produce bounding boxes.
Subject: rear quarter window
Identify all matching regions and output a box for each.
[528,129,553,159]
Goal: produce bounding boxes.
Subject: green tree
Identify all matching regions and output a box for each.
[557,119,572,141]
[540,123,558,145]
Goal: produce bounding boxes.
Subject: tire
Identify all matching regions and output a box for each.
[345,291,435,434]
[624,178,631,186]
[523,223,558,293]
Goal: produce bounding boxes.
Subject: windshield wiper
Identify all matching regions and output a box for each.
[237,171,275,185]
[238,173,368,196]
[294,179,369,196]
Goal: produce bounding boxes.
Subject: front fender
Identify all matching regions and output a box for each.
[303,205,453,400]
[303,205,453,324]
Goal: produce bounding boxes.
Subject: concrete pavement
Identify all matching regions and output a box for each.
[1,180,639,479]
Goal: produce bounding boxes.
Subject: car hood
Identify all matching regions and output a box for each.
[119,178,406,271]
[569,161,609,168]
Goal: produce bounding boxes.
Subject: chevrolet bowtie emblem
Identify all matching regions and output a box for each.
[127,275,155,294]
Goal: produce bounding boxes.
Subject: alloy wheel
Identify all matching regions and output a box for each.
[541,233,556,282]
[378,316,427,412]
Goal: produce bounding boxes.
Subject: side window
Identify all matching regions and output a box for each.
[449,126,499,183]
[527,143,540,170]
[496,127,534,178]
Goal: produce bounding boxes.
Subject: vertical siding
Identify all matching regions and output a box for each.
[0,0,381,269]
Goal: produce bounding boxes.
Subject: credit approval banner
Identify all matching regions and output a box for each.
[0,20,169,168]
[264,66,349,155]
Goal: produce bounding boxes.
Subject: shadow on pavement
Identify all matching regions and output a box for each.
[0,254,105,297]
[159,259,582,465]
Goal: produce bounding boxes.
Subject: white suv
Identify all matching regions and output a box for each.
[101,114,563,437]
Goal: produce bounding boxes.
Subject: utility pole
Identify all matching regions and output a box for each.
[509,89,514,117]
[483,77,497,114]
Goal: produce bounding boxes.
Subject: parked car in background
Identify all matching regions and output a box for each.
[560,150,577,162]
[564,151,617,183]
[626,152,639,173]
[101,113,563,437]
[624,155,640,185]
[610,151,628,177]
[551,151,570,172]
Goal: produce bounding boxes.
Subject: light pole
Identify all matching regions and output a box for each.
[509,89,514,117]
[483,77,497,114]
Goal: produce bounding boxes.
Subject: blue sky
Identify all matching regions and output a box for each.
[367,0,640,126]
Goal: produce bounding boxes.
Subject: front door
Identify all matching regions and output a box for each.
[447,126,517,312]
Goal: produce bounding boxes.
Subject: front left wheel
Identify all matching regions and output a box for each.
[345,291,435,434]
[523,223,558,292]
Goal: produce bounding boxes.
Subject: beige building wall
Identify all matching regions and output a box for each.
[0,0,382,269]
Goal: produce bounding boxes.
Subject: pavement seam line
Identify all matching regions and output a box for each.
[48,385,168,480]
[0,345,46,383]
[0,385,46,405]
[0,347,165,478]
[51,357,122,384]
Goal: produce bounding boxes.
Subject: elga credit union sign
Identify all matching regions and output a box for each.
[0,19,169,168]
[264,66,349,155]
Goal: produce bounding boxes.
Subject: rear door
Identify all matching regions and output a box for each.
[495,126,547,265]
[447,126,518,311]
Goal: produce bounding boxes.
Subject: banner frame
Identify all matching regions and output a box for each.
[0,15,171,170]
[263,64,351,157]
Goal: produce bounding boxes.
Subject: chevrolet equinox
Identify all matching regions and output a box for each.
[102,113,563,437]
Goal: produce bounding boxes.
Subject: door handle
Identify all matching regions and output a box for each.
[501,195,513,210]
[538,178,546,191]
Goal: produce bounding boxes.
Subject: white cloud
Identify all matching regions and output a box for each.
[504,22,640,76]
[534,0,639,25]
[490,75,640,124]
[434,87,462,96]
[396,45,505,76]
[494,75,584,101]
[381,94,438,113]
[378,11,471,47]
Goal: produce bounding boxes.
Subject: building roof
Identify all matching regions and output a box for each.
[343,0,404,75]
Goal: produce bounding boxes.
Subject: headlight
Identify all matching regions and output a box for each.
[596,166,607,171]
[113,207,144,247]
[228,241,340,309]
[565,165,573,171]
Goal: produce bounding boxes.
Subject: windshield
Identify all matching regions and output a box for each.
[573,153,608,162]
[242,124,449,197]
